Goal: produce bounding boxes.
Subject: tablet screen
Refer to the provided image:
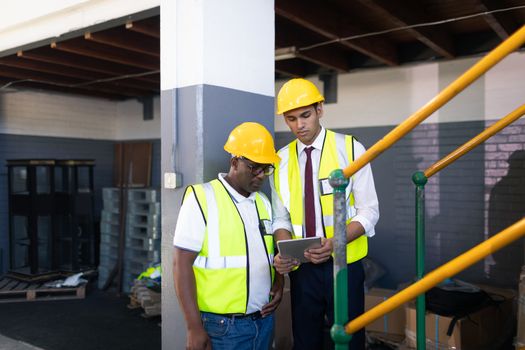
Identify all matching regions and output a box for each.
[277,237,322,263]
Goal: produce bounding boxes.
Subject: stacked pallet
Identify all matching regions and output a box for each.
[98,188,161,293]
[128,279,161,318]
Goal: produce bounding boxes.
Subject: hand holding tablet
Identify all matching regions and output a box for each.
[276,237,322,263]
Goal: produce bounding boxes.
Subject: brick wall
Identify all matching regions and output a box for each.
[484,117,525,286]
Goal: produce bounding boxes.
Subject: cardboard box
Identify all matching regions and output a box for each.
[405,286,515,350]
[365,288,406,336]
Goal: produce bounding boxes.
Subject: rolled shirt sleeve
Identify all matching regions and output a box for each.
[269,176,293,233]
[173,189,205,252]
[348,140,380,237]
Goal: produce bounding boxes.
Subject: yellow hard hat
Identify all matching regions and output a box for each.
[276,78,325,115]
[224,122,281,164]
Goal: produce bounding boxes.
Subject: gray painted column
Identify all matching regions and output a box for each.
[160,1,275,348]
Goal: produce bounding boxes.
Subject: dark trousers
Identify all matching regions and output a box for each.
[289,259,365,350]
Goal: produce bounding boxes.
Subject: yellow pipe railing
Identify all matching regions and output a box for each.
[345,217,525,334]
[334,24,525,341]
[424,103,525,178]
[342,24,525,179]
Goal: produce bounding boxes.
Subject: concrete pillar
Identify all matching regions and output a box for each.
[160,1,275,348]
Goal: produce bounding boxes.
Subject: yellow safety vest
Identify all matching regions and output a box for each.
[183,179,275,314]
[274,130,367,263]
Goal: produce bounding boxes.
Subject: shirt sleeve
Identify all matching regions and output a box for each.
[348,139,380,237]
[269,176,293,233]
[173,188,206,252]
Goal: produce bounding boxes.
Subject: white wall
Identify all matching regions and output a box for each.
[275,51,525,132]
[0,89,159,140]
[0,0,159,53]
[485,52,525,119]
[161,0,274,97]
[0,90,117,139]
[115,97,160,140]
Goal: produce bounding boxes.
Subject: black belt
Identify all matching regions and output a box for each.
[220,311,263,320]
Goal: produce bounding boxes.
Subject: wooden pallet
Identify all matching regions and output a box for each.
[0,276,86,303]
[128,280,161,318]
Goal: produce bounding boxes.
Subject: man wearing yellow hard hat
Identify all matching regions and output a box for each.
[173,122,284,350]
[272,78,379,350]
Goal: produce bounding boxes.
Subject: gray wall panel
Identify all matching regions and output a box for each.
[202,85,275,182]
[161,84,274,349]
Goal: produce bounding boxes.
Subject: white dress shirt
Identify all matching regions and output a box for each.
[271,127,379,237]
[173,174,273,313]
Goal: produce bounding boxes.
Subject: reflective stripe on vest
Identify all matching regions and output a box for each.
[274,130,367,263]
[184,179,274,314]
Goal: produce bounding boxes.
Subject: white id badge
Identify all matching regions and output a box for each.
[319,178,333,195]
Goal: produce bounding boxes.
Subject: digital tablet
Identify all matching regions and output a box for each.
[277,237,322,263]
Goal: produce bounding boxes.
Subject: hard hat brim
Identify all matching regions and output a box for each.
[276,96,324,115]
[246,153,281,165]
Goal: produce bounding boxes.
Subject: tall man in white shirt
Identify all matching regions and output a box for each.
[272,78,379,350]
[173,122,284,350]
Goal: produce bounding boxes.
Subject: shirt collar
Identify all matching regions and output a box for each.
[297,126,325,155]
[218,173,256,203]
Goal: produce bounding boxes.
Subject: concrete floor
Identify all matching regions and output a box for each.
[0,288,161,350]
[0,334,44,350]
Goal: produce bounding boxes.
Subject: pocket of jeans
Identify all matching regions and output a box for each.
[202,315,230,337]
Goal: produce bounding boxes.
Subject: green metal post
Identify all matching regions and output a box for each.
[412,171,428,349]
[329,169,352,349]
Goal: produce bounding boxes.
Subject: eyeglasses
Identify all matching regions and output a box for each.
[238,157,275,176]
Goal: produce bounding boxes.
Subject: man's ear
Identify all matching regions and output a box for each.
[230,156,239,170]
[316,103,324,118]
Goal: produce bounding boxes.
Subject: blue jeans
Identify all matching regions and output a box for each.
[201,312,274,350]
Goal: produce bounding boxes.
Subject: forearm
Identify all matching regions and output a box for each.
[173,250,202,330]
[273,270,284,288]
[274,228,293,242]
[346,221,365,243]
[262,269,285,316]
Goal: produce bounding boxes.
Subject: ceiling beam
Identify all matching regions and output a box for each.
[51,38,159,70]
[0,55,158,92]
[296,47,351,72]
[0,77,128,100]
[18,48,159,84]
[475,0,518,40]
[356,0,455,58]
[275,60,310,77]
[275,0,397,66]
[84,29,159,57]
[0,66,151,97]
[276,17,353,72]
[125,19,160,38]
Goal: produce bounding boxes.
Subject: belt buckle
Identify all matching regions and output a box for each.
[249,311,262,320]
[230,311,262,320]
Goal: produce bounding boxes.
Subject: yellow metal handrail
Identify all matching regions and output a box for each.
[342,24,525,180]
[345,217,525,334]
[424,103,525,178]
[331,24,525,344]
